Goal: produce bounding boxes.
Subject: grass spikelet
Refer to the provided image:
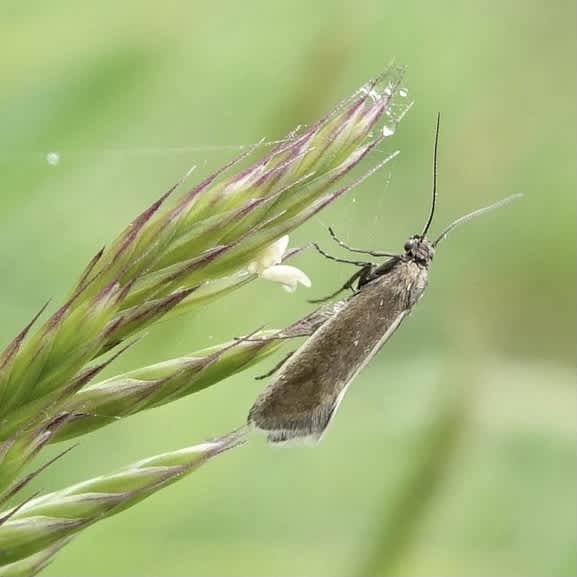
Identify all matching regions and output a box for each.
[0,66,410,572]
[0,433,244,566]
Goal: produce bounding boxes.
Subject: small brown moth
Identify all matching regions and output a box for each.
[248,115,520,444]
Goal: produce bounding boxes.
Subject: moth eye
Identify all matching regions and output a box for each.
[403,240,412,252]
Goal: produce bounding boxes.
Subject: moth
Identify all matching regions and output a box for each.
[248,116,520,444]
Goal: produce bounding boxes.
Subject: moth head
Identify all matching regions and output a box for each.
[403,235,434,265]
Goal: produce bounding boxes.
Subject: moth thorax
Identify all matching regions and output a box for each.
[403,235,435,265]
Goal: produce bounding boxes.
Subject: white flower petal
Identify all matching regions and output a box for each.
[257,256,277,272]
[260,265,311,292]
[273,235,290,258]
[260,235,289,268]
[247,235,291,274]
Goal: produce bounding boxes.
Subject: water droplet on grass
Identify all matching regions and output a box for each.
[46,152,60,166]
[382,125,395,137]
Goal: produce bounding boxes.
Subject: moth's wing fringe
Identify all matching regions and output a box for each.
[248,400,339,445]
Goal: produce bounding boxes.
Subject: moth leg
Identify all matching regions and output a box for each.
[355,263,377,289]
[234,334,294,343]
[254,351,295,380]
[312,243,370,267]
[235,303,339,344]
[309,265,372,304]
[328,227,399,258]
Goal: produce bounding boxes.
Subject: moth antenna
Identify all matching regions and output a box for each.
[421,112,441,238]
[433,193,523,247]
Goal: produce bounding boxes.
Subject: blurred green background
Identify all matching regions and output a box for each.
[1,1,575,575]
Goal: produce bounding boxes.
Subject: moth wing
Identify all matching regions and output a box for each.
[248,308,409,445]
[248,348,344,444]
[248,260,425,445]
